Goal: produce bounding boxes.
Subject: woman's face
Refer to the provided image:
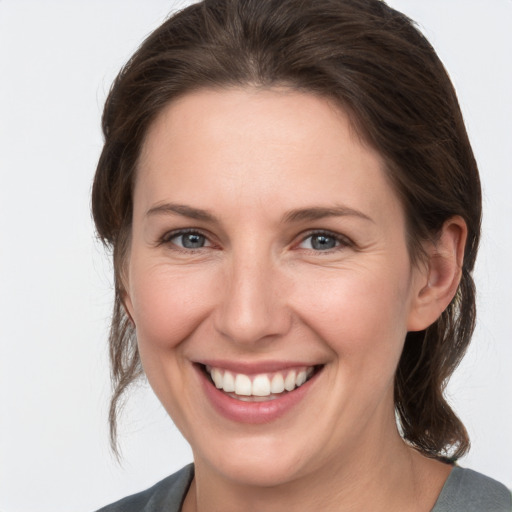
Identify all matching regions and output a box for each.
[124,88,427,486]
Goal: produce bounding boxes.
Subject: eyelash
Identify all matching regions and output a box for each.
[159,228,353,253]
[297,230,353,253]
[160,228,213,252]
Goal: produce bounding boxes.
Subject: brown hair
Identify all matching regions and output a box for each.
[92,0,481,459]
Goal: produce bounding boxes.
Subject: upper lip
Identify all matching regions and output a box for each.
[196,359,322,375]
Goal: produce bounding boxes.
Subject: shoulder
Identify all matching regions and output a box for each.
[95,464,194,512]
[432,466,511,512]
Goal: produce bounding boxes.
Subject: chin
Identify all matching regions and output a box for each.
[216,456,304,487]
[194,435,316,488]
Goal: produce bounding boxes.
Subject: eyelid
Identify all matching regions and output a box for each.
[159,228,214,249]
[296,229,353,251]
[157,227,352,252]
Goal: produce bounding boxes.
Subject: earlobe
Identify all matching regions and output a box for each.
[407,216,467,332]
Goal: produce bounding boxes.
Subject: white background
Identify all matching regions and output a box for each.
[0,1,510,510]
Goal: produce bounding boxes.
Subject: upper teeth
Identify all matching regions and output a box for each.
[206,366,314,397]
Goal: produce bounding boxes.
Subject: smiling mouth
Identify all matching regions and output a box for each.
[200,364,322,402]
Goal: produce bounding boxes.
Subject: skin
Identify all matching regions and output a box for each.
[124,88,465,511]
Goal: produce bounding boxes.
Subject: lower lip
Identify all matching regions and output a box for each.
[196,365,320,424]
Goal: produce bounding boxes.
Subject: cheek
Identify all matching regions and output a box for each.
[128,262,217,351]
[293,263,411,364]
[126,262,218,424]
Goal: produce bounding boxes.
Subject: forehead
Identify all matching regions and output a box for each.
[135,87,401,223]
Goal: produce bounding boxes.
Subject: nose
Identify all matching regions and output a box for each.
[213,248,292,347]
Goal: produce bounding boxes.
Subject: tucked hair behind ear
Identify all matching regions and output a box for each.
[93,0,481,459]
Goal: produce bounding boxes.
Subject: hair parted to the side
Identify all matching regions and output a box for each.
[92,0,481,460]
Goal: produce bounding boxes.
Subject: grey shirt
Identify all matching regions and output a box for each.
[96,464,511,511]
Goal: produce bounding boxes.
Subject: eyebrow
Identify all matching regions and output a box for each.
[146,203,217,222]
[283,206,374,224]
[146,202,373,224]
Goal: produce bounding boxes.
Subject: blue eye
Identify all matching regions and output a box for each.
[299,232,345,251]
[168,231,209,249]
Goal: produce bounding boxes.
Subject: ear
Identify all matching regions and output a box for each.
[120,269,136,327]
[122,290,136,327]
[407,216,467,332]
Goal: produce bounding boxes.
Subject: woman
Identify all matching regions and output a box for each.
[93,0,511,510]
